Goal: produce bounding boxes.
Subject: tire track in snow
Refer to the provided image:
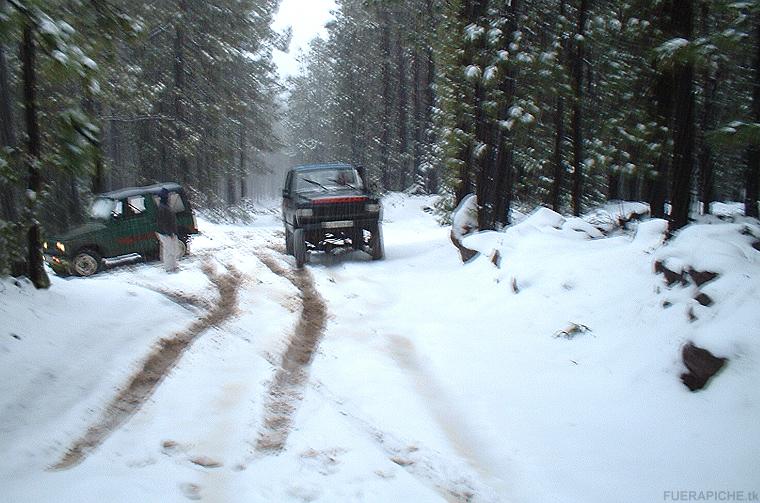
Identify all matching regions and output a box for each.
[51,260,242,470]
[311,379,498,503]
[254,252,327,453]
[386,334,510,499]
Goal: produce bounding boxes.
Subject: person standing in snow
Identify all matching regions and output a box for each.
[156,188,179,272]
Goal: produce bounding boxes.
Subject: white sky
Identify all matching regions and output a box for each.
[272,0,336,80]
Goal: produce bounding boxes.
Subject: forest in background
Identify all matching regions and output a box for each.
[1,0,759,287]
[0,0,283,284]
[288,0,759,231]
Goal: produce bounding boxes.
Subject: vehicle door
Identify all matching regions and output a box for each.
[110,194,155,256]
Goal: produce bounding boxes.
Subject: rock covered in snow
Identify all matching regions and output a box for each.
[655,223,760,277]
[583,201,650,234]
[561,217,604,240]
[519,206,565,231]
[451,194,478,240]
[451,194,479,262]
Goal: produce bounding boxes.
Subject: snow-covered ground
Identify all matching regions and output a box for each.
[1,195,758,502]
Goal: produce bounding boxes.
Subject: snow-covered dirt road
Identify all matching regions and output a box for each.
[1,195,759,503]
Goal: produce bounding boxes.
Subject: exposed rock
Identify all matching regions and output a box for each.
[654,260,687,287]
[662,300,672,308]
[179,483,202,501]
[618,209,649,229]
[511,277,519,294]
[491,249,502,268]
[687,268,719,287]
[390,456,415,467]
[694,293,714,307]
[687,307,698,322]
[190,456,222,468]
[753,240,760,252]
[553,323,592,339]
[161,440,179,453]
[450,194,479,263]
[680,342,727,391]
[450,229,479,263]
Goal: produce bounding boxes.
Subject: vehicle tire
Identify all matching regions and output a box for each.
[177,235,188,257]
[72,249,102,277]
[368,223,384,261]
[349,229,364,250]
[293,228,307,268]
[285,228,294,255]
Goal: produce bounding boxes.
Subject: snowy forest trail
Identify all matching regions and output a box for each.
[6,195,753,503]
[2,204,512,502]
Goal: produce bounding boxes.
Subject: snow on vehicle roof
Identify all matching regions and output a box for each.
[291,163,356,172]
[98,182,183,200]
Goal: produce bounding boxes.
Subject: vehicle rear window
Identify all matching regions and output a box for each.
[153,192,186,213]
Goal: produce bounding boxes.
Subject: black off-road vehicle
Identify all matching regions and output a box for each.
[282,163,384,267]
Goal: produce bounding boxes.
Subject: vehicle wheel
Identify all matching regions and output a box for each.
[368,223,384,260]
[177,235,188,257]
[72,249,102,277]
[285,228,294,255]
[349,229,364,249]
[293,228,307,268]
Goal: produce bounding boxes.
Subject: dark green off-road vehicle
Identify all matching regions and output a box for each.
[44,183,199,277]
[282,163,384,268]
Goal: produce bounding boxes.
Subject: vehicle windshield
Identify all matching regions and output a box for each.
[90,198,116,219]
[294,168,363,193]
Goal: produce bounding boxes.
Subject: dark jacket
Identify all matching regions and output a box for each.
[157,202,178,236]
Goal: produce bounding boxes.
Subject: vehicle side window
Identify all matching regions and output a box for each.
[125,195,147,217]
[113,200,123,218]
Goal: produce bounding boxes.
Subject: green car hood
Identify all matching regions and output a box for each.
[49,220,107,243]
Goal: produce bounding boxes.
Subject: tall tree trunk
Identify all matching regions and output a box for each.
[454,0,488,206]
[697,1,717,215]
[649,69,672,219]
[396,38,410,190]
[746,13,760,218]
[668,0,696,232]
[571,0,588,217]
[0,40,19,222]
[477,0,517,229]
[423,0,438,192]
[412,46,422,183]
[173,0,189,184]
[239,121,247,200]
[83,84,105,194]
[379,5,393,190]
[20,24,50,289]
[550,0,567,212]
[551,96,566,211]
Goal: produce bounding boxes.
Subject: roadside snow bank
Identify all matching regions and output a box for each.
[654,222,760,358]
[410,209,760,502]
[0,273,194,476]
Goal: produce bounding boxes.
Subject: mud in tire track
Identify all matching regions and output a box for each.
[255,253,327,453]
[52,261,242,470]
